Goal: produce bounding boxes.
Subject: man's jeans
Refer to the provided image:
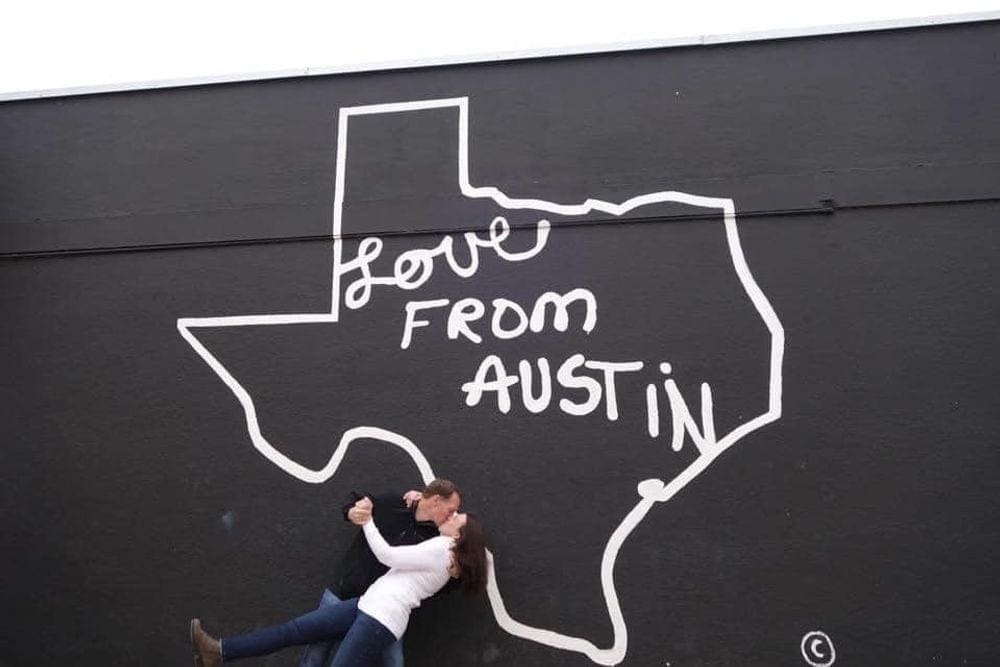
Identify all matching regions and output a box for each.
[298,589,404,667]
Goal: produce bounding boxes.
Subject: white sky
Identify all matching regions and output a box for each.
[3,0,999,96]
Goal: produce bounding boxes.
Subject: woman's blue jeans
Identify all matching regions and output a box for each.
[221,596,397,666]
[299,590,404,667]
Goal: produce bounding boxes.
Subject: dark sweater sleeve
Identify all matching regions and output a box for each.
[370,492,407,520]
[342,490,406,524]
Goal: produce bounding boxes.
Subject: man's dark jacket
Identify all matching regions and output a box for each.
[330,491,440,599]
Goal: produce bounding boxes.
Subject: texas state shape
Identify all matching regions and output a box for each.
[177,97,785,665]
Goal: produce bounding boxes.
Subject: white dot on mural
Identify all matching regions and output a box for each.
[221,510,237,531]
[482,643,501,663]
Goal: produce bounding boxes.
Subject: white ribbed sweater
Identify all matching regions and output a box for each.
[357,520,454,639]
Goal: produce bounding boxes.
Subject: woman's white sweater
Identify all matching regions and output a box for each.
[357,520,455,639]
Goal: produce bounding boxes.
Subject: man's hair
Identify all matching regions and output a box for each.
[421,478,459,500]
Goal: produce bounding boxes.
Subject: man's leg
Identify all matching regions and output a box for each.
[329,612,397,667]
[298,589,341,667]
[221,598,359,661]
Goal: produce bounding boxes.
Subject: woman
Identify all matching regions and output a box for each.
[190,497,487,666]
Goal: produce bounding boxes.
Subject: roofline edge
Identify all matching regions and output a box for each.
[2,10,998,102]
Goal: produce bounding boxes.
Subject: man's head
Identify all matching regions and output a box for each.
[415,478,461,526]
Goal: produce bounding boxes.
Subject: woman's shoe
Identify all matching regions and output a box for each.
[189,618,222,667]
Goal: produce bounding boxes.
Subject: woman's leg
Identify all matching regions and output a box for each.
[298,589,343,667]
[221,598,360,661]
[380,636,404,667]
[329,612,397,667]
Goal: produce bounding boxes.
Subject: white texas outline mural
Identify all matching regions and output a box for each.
[177,97,785,665]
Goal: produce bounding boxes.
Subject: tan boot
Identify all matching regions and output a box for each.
[189,618,222,667]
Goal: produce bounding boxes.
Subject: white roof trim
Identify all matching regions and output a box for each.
[2,11,998,103]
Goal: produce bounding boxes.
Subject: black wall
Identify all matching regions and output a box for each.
[2,20,998,666]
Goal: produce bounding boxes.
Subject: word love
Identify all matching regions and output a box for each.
[337,216,551,309]
[462,355,719,453]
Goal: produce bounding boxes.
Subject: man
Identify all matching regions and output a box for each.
[299,479,462,667]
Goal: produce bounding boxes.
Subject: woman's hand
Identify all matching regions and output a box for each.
[347,496,373,525]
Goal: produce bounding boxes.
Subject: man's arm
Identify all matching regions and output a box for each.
[345,491,406,526]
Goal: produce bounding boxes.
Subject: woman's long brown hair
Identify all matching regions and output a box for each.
[452,514,488,595]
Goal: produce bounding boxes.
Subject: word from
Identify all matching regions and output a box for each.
[461,355,718,454]
[337,216,551,310]
[400,288,597,349]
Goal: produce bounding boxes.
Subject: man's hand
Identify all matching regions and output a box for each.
[402,490,422,508]
[347,496,373,525]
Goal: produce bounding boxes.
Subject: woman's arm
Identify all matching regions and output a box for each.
[363,520,447,571]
